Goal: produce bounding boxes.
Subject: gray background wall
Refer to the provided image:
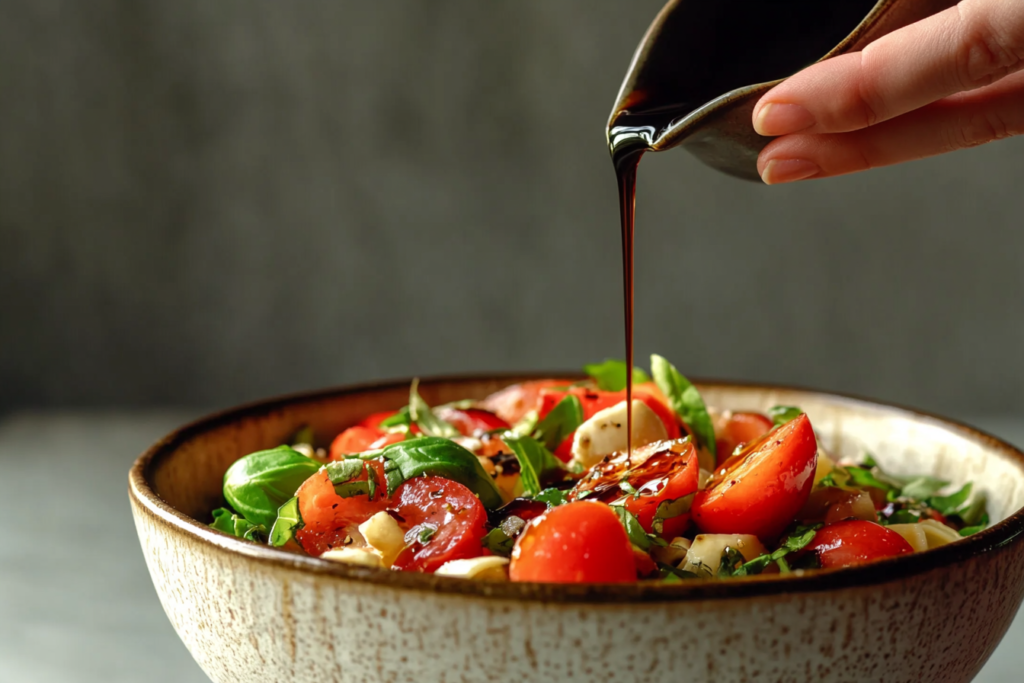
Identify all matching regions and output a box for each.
[2,0,1022,416]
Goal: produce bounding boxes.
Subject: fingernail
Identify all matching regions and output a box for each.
[760,159,820,185]
[754,103,816,136]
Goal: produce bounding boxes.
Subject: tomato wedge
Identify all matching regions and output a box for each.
[804,520,914,569]
[295,460,389,556]
[568,438,699,539]
[692,413,818,540]
[434,407,510,437]
[509,501,636,583]
[390,476,489,573]
[715,412,773,466]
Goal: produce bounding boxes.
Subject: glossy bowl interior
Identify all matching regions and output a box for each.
[129,376,1024,682]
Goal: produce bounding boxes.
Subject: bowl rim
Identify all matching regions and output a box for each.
[129,373,1024,604]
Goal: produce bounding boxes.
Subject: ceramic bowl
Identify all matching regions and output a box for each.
[129,375,1024,683]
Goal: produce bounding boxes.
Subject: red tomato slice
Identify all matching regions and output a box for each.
[804,520,914,569]
[359,410,422,433]
[479,380,568,424]
[715,412,773,466]
[434,407,510,436]
[568,438,699,539]
[552,435,574,463]
[509,501,637,583]
[692,413,818,540]
[330,426,386,459]
[295,460,389,556]
[390,476,489,573]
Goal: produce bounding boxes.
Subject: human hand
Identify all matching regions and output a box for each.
[752,0,1024,184]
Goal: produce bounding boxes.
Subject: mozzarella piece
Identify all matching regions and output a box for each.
[570,400,668,470]
[320,548,384,568]
[651,537,692,567]
[357,511,406,567]
[435,556,510,580]
[683,534,767,576]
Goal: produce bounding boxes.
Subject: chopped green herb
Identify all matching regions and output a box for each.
[583,359,651,392]
[928,482,973,516]
[378,406,413,432]
[503,434,565,497]
[210,507,268,542]
[269,496,303,547]
[533,488,568,508]
[899,476,950,500]
[956,492,989,527]
[610,504,665,552]
[334,481,371,498]
[619,480,640,498]
[532,394,584,451]
[408,379,461,438]
[291,425,315,447]
[767,406,802,427]
[846,466,898,492]
[650,354,716,464]
[325,459,364,484]
[510,410,540,438]
[959,513,989,536]
[482,527,514,557]
[717,547,748,578]
[417,525,437,544]
[651,494,694,535]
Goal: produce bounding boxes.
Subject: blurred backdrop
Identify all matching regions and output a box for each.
[3,0,1023,417]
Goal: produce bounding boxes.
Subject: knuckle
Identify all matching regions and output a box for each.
[954,1,1024,90]
[948,110,1014,151]
[854,50,886,127]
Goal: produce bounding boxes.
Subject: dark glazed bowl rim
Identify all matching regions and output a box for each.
[129,373,1024,604]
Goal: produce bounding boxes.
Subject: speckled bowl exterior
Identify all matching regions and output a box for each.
[129,376,1024,683]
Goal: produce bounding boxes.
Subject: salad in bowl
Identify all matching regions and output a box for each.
[207,354,988,583]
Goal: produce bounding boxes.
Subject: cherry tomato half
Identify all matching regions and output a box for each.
[509,501,636,583]
[715,412,773,466]
[804,520,914,569]
[692,413,818,540]
[479,380,569,424]
[569,438,699,540]
[295,460,389,556]
[391,476,489,573]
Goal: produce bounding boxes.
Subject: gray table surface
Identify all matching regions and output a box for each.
[1,411,1023,682]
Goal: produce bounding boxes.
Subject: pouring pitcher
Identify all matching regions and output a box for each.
[608,0,960,180]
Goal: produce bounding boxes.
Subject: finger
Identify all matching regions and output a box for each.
[752,0,1024,137]
[756,69,1024,183]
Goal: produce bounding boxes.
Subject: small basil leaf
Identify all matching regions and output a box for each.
[417,525,437,544]
[532,395,583,451]
[210,507,238,535]
[334,481,371,498]
[957,491,988,527]
[959,512,989,537]
[610,504,666,552]
[928,482,973,516]
[650,354,716,463]
[503,434,566,497]
[510,410,540,438]
[325,459,364,484]
[533,488,568,508]
[717,547,747,578]
[777,523,821,554]
[651,493,695,535]
[733,554,773,577]
[899,476,950,500]
[657,562,702,581]
[767,406,802,427]
[408,379,461,438]
[210,508,267,542]
[379,436,503,509]
[270,496,303,547]
[223,446,321,529]
[583,359,652,392]
[482,527,514,557]
[291,425,315,447]
[379,406,413,432]
[846,466,897,492]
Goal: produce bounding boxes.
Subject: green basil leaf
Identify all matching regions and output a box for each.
[861,454,879,468]
[657,562,703,581]
[533,488,568,508]
[650,354,716,462]
[378,406,413,432]
[956,491,988,527]
[732,554,773,577]
[408,379,461,438]
[767,406,802,427]
[503,434,566,497]
[482,526,515,557]
[777,523,821,554]
[846,466,897,492]
[959,512,989,537]
[510,410,540,438]
[269,496,303,547]
[334,481,371,498]
[210,507,268,542]
[651,493,695,535]
[223,446,321,528]
[610,504,665,551]
[378,436,503,509]
[583,359,651,392]
[417,525,437,544]
[881,508,922,525]
[928,482,973,516]
[899,476,950,500]
[532,395,583,451]
[325,459,364,484]
[717,547,748,578]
